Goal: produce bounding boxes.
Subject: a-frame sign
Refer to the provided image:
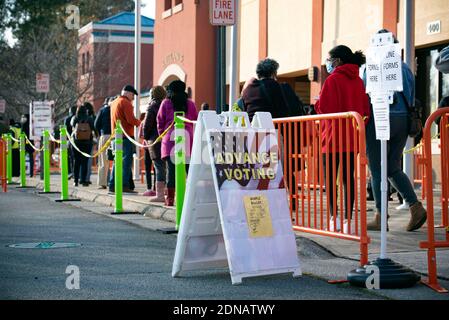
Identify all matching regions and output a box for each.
[172,111,301,285]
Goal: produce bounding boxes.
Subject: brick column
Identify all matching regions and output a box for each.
[383,0,399,35]
[310,0,324,105]
[259,0,268,60]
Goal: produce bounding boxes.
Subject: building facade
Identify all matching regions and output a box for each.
[78,12,155,112]
[154,0,449,120]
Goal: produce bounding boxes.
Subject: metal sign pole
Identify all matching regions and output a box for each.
[229,1,240,109]
[348,32,420,289]
[380,140,388,259]
[133,0,142,181]
[402,0,415,191]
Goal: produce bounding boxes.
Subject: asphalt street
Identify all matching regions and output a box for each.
[0,188,386,300]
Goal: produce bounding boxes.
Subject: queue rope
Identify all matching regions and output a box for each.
[25,136,44,152]
[403,132,441,154]
[119,120,175,149]
[65,130,115,159]
[49,132,61,144]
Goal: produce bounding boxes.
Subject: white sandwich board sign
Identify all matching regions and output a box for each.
[172,111,301,285]
[30,100,54,139]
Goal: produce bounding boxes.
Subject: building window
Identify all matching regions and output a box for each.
[173,0,183,14]
[164,0,172,11]
[163,0,173,19]
[86,51,90,73]
[82,53,86,75]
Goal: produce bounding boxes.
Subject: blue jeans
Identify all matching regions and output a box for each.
[109,138,135,190]
[153,158,166,182]
[366,114,418,211]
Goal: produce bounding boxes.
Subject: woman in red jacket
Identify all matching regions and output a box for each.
[315,45,370,233]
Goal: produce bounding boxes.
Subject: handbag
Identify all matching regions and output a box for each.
[401,92,423,138]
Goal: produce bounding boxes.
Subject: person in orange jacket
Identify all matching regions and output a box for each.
[109,85,141,194]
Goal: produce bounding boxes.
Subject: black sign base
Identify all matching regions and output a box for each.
[110,211,140,215]
[55,199,81,202]
[347,258,420,289]
[157,228,178,234]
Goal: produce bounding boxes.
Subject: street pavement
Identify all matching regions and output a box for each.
[1,188,384,300]
[1,175,448,300]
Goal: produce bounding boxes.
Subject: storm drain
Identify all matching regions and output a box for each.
[7,242,82,249]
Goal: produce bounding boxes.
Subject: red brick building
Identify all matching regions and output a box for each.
[153,0,217,110]
[78,12,154,112]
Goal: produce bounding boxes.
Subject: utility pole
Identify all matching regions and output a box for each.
[133,0,142,181]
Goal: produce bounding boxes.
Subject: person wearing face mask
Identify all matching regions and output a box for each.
[315,45,370,233]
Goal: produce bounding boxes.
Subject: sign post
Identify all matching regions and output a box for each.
[348,33,420,289]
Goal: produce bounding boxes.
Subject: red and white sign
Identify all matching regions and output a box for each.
[210,0,235,26]
[36,73,50,93]
[0,99,5,113]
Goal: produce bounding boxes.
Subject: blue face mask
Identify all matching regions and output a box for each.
[326,60,335,74]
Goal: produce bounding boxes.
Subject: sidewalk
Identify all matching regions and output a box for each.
[17,173,449,293]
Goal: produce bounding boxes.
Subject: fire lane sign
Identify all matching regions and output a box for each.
[36,73,50,93]
[210,0,235,26]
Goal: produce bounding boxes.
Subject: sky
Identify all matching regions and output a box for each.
[141,0,156,19]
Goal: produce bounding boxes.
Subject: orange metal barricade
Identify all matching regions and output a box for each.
[413,143,426,200]
[419,107,449,293]
[0,138,7,192]
[274,112,370,266]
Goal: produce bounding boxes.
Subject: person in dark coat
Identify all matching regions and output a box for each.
[241,58,290,122]
[94,97,112,189]
[142,86,167,201]
[64,106,77,178]
[8,119,21,177]
[20,114,34,177]
[71,104,95,187]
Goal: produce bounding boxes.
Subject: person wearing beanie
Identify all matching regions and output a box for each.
[315,44,371,233]
[142,86,167,200]
[156,80,198,206]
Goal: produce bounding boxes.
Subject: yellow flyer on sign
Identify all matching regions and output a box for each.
[243,195,273,238]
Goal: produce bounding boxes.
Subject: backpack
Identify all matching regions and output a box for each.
[400,92,423,138]
[74,121,92,140]
[279,83,306,117]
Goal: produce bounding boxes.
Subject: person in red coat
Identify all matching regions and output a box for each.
[315,45,370,233]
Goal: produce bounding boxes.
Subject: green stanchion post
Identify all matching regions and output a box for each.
[174,112,186,230]
[114,120,123,213]
[4,134,12,184]
[43,130,51,192]
[19,132,26,187]
[60,126,69,200]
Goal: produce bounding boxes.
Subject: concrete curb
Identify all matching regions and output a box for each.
[26,177,177,224]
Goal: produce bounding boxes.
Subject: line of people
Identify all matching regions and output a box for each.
[235,29,429,233]
[88,82,198,207]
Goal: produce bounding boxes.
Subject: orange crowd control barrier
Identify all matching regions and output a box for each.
[274,112,370,266]
[419,107,449,293]
[413,143,426,200]
[0,138,7,192]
